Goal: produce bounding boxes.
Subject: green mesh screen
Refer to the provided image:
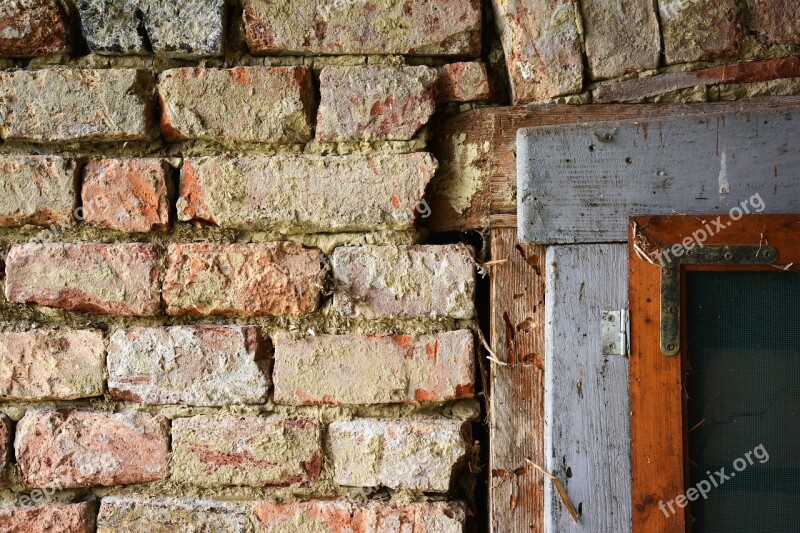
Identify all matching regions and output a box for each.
[686,271,800,532]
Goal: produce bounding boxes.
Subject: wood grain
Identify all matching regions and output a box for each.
[489,227,546,532]
[629,215,800,533]
[517,106,800,243]
[424,97,800,233]
[545,244,631,532]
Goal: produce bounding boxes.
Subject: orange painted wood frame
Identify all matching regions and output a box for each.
[629,214,800,533]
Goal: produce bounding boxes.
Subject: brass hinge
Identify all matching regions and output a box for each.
[660,244,778,356]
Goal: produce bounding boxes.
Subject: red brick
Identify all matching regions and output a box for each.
[0,155,77,227]
[658,0,740,64]
[316,66,437,142]
[82,159,170,233]
[492,0,584,103]
[163,242,326,317]
[0,502,95,533]
[253,500,466,532]
[0,329,105,400]
[593,56,800,103]
[328,419,467,492]
[5,243,162,316]
[158,66,315,143]
[332,244,476,319]
[273,330,475,405]
[747,0,800,45]
[243,0,481,56]
[171,414,322,488]
[0,69,155,142]
[436,62,493,103]
[0,0,72,57]
[0,414,10,470]
[178,154,436,232]
[107,326,269,406]
[15,409,168,489]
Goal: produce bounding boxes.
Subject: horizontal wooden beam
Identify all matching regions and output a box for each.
[518,105,800,243]
[424,97,800,233]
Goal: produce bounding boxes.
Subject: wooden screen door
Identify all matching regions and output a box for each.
[629,215,800,532]
[510,100,800,532]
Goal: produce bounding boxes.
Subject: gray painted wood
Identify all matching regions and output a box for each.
[544,244,630,532]
[518,107,800,243]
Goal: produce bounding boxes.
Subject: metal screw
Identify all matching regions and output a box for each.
[668,306,677,313]
[764,250,774,259]
[608,343,616,350]
[666,343,676,351]
[607,314,615,322]
[724,252,733,260]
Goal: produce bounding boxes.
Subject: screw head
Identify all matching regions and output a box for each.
[668,306,677,313]
[666,343,676,351]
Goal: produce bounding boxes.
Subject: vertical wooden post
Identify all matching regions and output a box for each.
[489,227,546,532]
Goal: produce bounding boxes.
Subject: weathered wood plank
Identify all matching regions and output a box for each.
[424,97,800,232]
[518,106,800,244]
[544,244,630,532]
[489,227,545,533]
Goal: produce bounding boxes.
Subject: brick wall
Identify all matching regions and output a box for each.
[0,1,798,532]
[0,1,487,531]
[491,0,800,104]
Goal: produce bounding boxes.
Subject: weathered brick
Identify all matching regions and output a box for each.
[492,0,584,103]
[253,500,466,532]
[243,0,481,56]
[0,329,105,401]
[436,62,493,103]
[178,154,436,233]
[107,326,269,406]
[0,68,155,142]
[97,497,251,533]
[328,419,466,492]
[747,0,800,45]
[581,0,660,80]
[0,155,77,227]
[316,66,437,142]
[333,244,475,319]
[658,0,741,64]
[171,414,322,488]
[158,66,314,143]
[0,502,95,533]
[78,0,225,57]
[5,243,162,316]
[273,330,475,405]
[0,0,72,57]
[15,409,168,489]
[712,77,800,100]
[82,158,170,233]
[593,56,800,103]
[0,414,10,470]
[163,242,326,317]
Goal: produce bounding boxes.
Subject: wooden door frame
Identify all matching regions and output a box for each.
[476,99,800,532]
[628,214,800,532]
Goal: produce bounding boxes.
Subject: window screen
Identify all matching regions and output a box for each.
[686,271,800,532]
